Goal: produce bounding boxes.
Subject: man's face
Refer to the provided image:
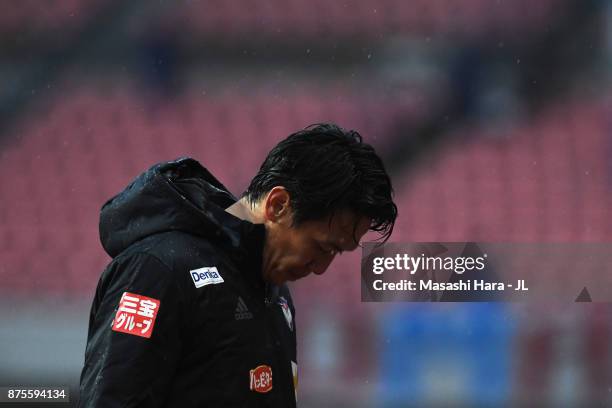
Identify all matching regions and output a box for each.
[262,206,370,285]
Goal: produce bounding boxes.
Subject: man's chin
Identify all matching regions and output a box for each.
[268,270,309,285]
[286,270,310,282]
[268,271,292,285]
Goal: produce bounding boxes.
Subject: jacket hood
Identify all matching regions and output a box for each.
[100,157,252,258]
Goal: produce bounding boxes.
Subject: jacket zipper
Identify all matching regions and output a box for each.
[263,283,294,406]
[264,283,273,305]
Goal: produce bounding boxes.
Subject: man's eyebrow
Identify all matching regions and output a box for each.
[325,241,344,252]
[331,240,359,252]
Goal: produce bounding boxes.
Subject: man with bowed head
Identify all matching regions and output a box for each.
[79,123,397,407]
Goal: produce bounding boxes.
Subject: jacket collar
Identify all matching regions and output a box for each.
[211,205,268,291]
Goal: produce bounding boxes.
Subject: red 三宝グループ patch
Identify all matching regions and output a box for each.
[112,292,160,338]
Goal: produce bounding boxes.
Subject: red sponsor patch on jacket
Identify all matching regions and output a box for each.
[112,292,160,338]
[249,365,273,393]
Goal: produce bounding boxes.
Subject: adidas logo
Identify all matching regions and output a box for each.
[235,297,253,320]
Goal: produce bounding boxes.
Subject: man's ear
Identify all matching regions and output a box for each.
[263,186,292,223]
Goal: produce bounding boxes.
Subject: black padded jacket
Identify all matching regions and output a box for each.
[79,157,298,408]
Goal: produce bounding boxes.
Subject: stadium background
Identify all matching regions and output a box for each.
[0,0,611,406]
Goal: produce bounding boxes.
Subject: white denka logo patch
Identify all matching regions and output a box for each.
[190,266,224,288]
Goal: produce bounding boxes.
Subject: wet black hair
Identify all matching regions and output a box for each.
[243,123,397,242]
